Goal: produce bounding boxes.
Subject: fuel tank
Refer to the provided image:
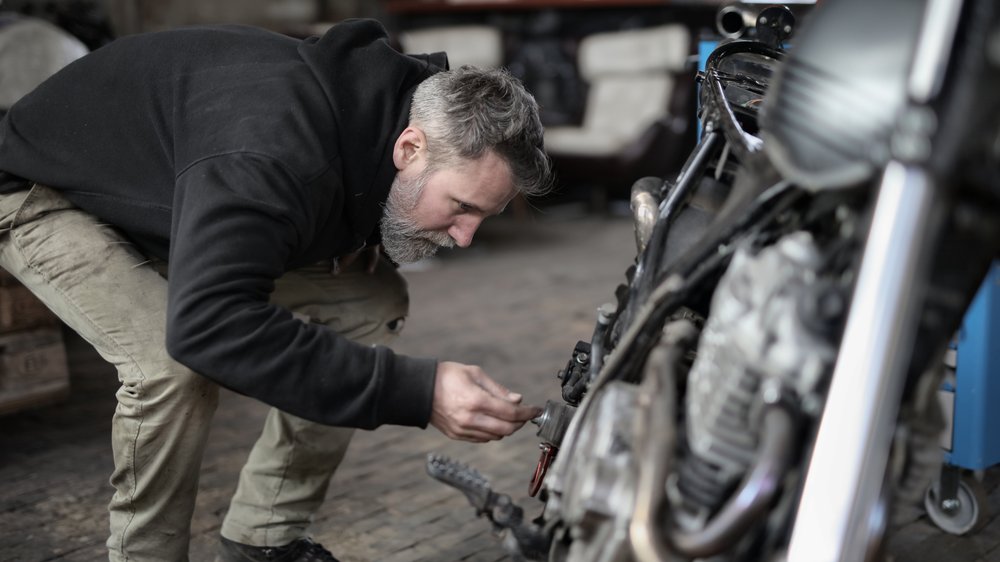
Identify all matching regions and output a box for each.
[760,0,929,190]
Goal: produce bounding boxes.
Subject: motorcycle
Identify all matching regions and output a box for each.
[428,0,1000,560]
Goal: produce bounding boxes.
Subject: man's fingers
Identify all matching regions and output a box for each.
[476,392,541,423]
[430,362,541,443]
[465,375,542,424]
[470,393,542,428]
[472,413,529,437]
[470,369,524,403]
[448,427,497,443]
[449,414,526,442]
[507,402,542,422]
[439,417,506,442]
[439,397,536,440]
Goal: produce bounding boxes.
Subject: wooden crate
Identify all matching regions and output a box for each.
[0,266,26,288]
[0,328,70,416]
[0,283,61,334]
[0,268,61,334]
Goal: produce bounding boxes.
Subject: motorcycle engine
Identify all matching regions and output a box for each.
[541,231,843,561]
[673,231,839,531]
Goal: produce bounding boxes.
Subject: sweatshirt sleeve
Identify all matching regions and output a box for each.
[165,153,437,429]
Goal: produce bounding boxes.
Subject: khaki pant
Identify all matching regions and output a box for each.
[0,184,409,561]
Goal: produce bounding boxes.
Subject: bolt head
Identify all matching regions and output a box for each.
[941,498,961,513]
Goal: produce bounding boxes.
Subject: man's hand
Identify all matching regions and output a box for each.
[430,361,542,443]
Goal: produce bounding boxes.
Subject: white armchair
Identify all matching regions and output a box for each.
[398,25,503,69]
[543,24,696,205]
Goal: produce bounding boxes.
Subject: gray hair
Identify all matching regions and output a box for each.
[409,66,552,197]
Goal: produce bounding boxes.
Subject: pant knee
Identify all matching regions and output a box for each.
[114,359,219,420]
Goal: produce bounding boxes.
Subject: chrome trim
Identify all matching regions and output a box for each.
[630,180,660,255]
[786,161,937,562]
[909,0,964,102]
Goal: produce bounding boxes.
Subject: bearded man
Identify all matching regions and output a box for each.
[0,18,550,562]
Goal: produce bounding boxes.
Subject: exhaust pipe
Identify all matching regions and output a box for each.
[630,176,662,255]
[716,3,761,39]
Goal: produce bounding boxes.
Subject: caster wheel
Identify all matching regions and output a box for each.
[924,474,990,536]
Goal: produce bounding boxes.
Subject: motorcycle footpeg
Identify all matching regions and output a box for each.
[426,453,550,560]
[426,453,497,515]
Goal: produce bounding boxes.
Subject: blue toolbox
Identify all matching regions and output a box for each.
[928,261,1000,534]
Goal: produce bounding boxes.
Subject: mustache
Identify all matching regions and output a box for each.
[419,230,456,248]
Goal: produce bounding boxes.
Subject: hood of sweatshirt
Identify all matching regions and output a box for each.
[297,19,448,249]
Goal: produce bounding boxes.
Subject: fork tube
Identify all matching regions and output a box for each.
[787,161,938,562]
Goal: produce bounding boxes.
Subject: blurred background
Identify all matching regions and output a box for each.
[0,0,744,210]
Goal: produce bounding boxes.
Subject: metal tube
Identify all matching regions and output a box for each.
[659,130,721,222]
[707,70,763,155]
[629,320,795,561]
[631,131,721,314]
[588,301,616,383]
[629,321,694,562]
[666,406,797,558]
[716,4,760,39]
[633,131,720,301]
[786,161,938,562]
[908,0,963,103]
[630,177,661,255]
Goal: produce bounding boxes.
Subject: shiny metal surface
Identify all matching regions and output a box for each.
[787,162,938,562]
[909,0,964,103]
[630,178,661,256]
[670,405,795,558]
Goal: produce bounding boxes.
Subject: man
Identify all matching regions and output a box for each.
[0,18,551,562]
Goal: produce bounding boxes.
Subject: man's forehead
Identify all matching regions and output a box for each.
[452,154,515,199]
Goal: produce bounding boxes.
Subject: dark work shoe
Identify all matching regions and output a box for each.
[216,535,340,562]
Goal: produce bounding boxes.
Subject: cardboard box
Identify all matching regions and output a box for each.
[0,328,70,416]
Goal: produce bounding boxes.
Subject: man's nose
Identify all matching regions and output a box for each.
[448,217,482,248]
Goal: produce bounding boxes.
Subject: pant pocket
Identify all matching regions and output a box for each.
[8,184,76,229]
[0,185,34,233]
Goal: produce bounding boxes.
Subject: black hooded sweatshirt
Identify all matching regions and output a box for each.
[0,19,446,429]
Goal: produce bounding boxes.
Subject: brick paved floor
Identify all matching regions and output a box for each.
[2,209,1000,561]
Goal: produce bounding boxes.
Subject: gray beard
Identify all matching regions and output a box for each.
[380,171,455,264]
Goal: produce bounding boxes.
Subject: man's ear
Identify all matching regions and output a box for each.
[392,126,427,171]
